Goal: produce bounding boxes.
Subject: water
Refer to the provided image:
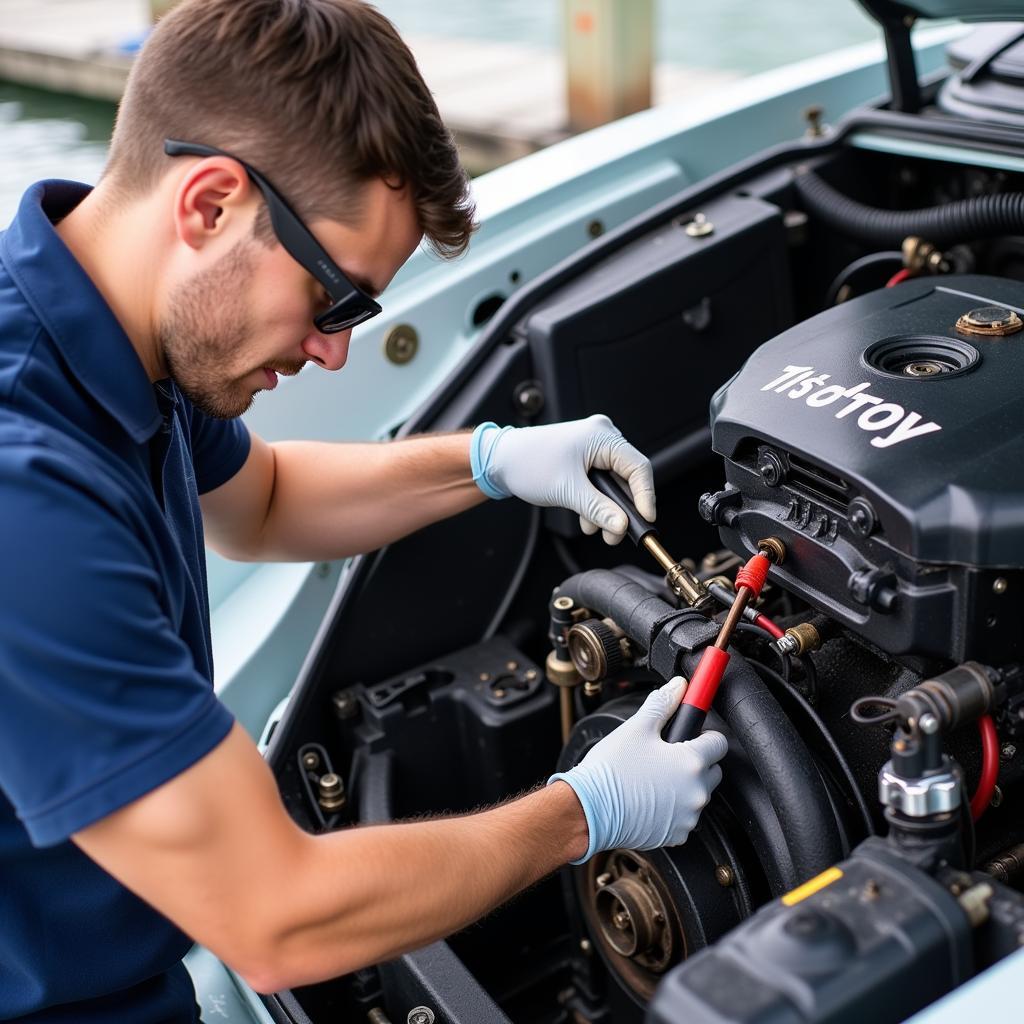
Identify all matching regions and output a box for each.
[0,0,883,224]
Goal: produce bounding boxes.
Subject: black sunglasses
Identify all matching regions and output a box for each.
[164,139,382,334]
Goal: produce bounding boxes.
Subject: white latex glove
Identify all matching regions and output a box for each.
[470,414,656,544]
[548,677,728,863]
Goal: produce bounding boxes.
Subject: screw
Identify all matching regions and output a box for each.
[613,911,630,930]
[994,577,1009,595]
[848,497,877,538]
[407,1009,435,1024]
[302,751,320,771]
[479,672,491,682]
[579,938,593,955]
[331,690,360,721]
[684,212,714,238]
[553,595,574,611]
[804,104,824,137]
[757,448,784,487]
[512,380,545,417]
[587,219,604,238]
[492,688,507,699]
[525,668,539,681]
[919,712,939,735]
[383,324,419,365]
[506,661,519,671]
[714,865,735,887]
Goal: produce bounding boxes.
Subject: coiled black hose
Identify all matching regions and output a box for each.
[794,169,1024,248]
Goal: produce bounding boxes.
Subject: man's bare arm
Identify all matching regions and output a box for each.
[200,431,486,562]
[72,723,587,993]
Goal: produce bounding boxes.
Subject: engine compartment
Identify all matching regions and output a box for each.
[262,60,1024,1024]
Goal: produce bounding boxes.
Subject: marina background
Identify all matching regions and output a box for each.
[1,0,881,223]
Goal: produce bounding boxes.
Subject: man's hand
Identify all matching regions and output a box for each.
[471,414,655,544]
[549,677,728,862]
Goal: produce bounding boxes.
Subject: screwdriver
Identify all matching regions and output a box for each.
[589,469,716,613]
[666,539,785,742]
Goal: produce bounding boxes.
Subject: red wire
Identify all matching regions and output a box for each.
[970,714,999,822]
[886,268,912,287]
[753,613,785,640]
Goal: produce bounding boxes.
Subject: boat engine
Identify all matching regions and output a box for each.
[549,275,1024,1022]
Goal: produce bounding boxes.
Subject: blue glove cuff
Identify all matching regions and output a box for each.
[548,771,601,864]
[470,422,512,500]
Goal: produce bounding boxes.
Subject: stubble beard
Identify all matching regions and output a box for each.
[158,238,266,420]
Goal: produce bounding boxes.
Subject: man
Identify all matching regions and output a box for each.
[0,1,728,1020]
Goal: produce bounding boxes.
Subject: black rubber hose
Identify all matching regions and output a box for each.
[824,250,902,306]
[681,648,844,879]
[554,570,844,882]
[794,169,1024,248]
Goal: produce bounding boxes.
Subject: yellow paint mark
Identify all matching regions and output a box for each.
[781,867,844,907]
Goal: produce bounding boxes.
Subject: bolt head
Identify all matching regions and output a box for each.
[757,449,784,487]
[407,1009,435,1024]
[331,691,360,721]
[513,381,545,417]
[714,864,735,887]
[994,577,1009,595]
[848,497,877,538]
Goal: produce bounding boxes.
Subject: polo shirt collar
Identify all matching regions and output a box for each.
[0,180,163,444]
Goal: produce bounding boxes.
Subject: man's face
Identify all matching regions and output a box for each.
[158,178,422,419]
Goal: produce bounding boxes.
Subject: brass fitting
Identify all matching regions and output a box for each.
[545,649,582,689]
[756,536,786,565]
[317,772,346,812]
[902,236,949,276]
[773,622,822,657]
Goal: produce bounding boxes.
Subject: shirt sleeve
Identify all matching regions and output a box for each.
[0,444,235,847]
[187,402,251,495]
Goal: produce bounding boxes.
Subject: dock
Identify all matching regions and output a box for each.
[0,0,736,173]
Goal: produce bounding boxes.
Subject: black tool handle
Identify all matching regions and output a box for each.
[589,469,655,546]
[666,703,706,743]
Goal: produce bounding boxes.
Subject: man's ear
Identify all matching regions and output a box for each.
[173,159,256,251]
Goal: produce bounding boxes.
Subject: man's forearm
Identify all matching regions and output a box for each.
[262,781,587,989]
[256,432,485,561]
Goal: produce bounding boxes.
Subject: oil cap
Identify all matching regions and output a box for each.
[955,306,1023,337]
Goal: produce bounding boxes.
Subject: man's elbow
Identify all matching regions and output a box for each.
[234,936,371,994]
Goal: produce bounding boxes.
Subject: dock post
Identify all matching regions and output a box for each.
[564,0,654,132]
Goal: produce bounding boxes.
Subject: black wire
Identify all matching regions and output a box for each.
[483,506,541,638]
[824,250,903,307]
[551,532,581,577]
[850,696,899,726]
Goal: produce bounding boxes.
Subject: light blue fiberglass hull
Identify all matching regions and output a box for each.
[195,24,1024,1022]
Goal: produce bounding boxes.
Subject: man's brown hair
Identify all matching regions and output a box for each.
[104,0,475,258]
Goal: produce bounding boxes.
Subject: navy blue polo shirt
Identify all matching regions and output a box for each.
[0,182,251,1022]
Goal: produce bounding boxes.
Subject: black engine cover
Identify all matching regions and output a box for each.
[705,274,1024,663]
